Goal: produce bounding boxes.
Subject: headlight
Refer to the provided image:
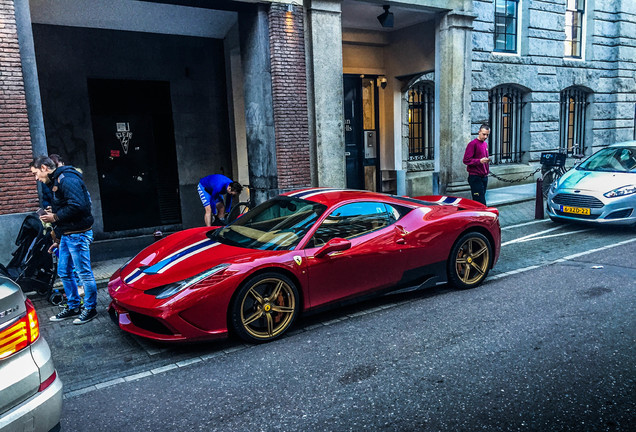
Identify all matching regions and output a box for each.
[604,185,636,198]
[145,263,230,299]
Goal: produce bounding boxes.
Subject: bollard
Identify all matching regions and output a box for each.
[535,177,544,219]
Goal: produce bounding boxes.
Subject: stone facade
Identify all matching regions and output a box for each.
[471,0,636,188]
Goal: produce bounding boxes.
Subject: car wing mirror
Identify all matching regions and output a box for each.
[315,238,351,258]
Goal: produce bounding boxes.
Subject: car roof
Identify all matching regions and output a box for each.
[282,188,428,208]
[609,141,636,148]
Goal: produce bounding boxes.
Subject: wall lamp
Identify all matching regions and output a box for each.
[377,5,394,28]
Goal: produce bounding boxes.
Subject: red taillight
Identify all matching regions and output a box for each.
[0,298,40,359]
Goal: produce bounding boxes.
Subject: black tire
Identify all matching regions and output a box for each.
[226,202,251,224]
[448,232,492,289]
[230,272,299,343]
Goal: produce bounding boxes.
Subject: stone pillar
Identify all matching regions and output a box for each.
[436,10,476,194]
[239,4,278,204]
[305,0,346,188]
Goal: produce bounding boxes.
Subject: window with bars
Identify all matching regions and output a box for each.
[494,0,519,53]
[488,86,524,164]
[407,83,434,161]
[560,87,588,155]
[565,0,585,58]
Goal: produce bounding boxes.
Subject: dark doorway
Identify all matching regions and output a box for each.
[343,75,380,191]
[88,79,181,232]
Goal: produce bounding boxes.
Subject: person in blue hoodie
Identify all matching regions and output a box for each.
[32,155,98,325]
[198,174,242,226]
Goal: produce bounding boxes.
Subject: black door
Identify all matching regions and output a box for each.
[344,75,364,189]
[343,75,380,191]
[88,79,181,232]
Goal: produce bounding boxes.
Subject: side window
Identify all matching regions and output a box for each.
[309,202,399,248]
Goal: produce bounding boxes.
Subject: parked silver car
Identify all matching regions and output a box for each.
[547,141,636,226]
[0,276,62,432]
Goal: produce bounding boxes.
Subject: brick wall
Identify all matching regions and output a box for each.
[0,0,37,214]
[268,3,311,191]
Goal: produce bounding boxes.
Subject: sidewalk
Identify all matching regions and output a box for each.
[61,182,540,290]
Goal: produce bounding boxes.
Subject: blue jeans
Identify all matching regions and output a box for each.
[58,231,97,310]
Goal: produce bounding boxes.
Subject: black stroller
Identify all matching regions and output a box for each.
[0,214,63,304]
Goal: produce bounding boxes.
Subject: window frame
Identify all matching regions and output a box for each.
[565,0,585,59]
[493,0,520,54]
[488,85,524,164]
[306,201,405,248]
[559,87,589,156]
[407,82,435,161]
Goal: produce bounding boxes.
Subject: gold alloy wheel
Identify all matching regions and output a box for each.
[454,236,490,285]
[239,277,297,340]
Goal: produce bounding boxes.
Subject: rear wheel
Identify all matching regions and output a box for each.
[448,232,492,289]
[230,272,299,343]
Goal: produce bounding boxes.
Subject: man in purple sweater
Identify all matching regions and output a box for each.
[462,124,491,205]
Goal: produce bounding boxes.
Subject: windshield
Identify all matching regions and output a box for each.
[209,197,327,251]
[578,147,636,173]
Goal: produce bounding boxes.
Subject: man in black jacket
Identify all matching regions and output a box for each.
[32,155,98,324]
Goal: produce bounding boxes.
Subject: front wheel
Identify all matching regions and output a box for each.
[448,232,492,289]
[230,272,299,343]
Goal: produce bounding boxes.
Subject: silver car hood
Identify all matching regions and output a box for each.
[557,168,636,192]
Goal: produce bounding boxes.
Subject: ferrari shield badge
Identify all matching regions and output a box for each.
[293,256,302,266]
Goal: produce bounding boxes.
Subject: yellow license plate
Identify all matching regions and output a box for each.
[561,206,591,215]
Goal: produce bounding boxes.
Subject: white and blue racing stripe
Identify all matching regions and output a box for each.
[153,241,220,274]
[123,238,220,284]
[123,268,145,285]
[436,196,462,205]
[288,188,347,199]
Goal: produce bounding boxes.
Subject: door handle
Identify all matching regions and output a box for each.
[396,238,406,245]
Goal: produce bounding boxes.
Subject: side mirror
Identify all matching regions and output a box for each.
[314,238,351,258]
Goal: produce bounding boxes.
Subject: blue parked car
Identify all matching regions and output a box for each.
[547,141,636,226]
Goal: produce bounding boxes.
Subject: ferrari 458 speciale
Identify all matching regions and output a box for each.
[109,188,500,343]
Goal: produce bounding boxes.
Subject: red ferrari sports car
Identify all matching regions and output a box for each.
[108,188,500,343]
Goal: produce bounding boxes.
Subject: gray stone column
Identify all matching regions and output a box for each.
[436,10,475,194]
[13,0,46,157]
[305,0,346,188]
[239,4,278,204]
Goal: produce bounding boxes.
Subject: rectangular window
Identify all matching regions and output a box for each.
[559,88,588,155]
[408,84,434,161]
[494,0,519,53]
[489,86,523,164]
[565,0,585,58]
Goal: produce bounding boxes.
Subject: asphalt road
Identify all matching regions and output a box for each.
[55,218,636,432]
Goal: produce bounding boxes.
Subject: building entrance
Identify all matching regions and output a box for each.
[88,79,181,232]
[343,75,380,191]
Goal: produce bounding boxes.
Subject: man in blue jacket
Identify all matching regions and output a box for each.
[32,155,98,324]
[198,174,243,226]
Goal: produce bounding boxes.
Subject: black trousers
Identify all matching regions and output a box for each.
[468,175,488,205]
